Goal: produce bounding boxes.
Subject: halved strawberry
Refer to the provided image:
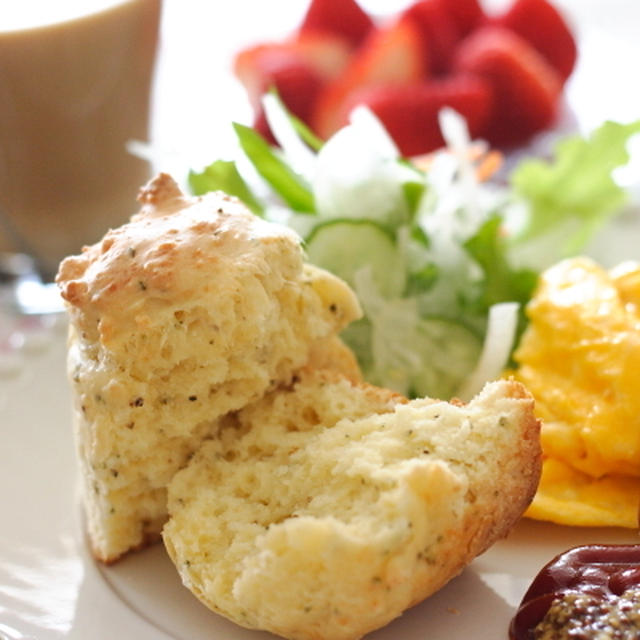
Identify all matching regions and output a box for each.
[453,26,562,147]
[339,75,494,156]
[401,0,461,75]
[298,0,375,49]
[249,58,326,142]
[311,17,427,139]
[445,0,487,36]
[234,33,351,110]
[253,110,279,145]
[493,0,577,81]
[290,32,352,79]
[235,45,301,110]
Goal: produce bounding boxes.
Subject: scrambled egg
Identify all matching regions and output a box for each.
[513,257,640,528]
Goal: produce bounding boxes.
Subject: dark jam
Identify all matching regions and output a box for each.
[509,545,640,640]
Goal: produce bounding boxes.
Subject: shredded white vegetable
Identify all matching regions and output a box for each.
[312,112,413,224]
[456,302,520,401]
[349,105,402,158]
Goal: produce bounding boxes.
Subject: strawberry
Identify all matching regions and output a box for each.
[290,32,352,79]
[340,75,493,156]
[234,34,351,110]
[453,26,562,147]
[253,110,278,145]
[298,0,375,49]
[401,0,461,75]
[493,0,577,81]
[311,17,427,139]
[445,0,487,36]
[249,57,326,142]
[235,45,301,110]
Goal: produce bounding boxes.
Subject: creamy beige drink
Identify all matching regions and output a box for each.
[0,0,161,278]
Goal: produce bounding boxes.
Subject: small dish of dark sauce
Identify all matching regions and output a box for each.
[510,544,640,639]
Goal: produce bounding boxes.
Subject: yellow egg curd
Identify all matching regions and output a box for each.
[513,257,640,528]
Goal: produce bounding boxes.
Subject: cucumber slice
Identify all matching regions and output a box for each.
[403,317,482,399]
[369,312,482,400]
[305,219,406,298]
[352,268,482,399]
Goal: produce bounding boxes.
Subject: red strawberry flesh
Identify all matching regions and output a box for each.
[453,26,562,147]
[493,0,577,81]
[342,75,494,156]
[401,0,461,75]
[299,0,375,48]
[311,17,427,138]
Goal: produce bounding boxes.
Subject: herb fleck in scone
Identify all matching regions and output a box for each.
[163,373,541,640]
[56,174,362,563]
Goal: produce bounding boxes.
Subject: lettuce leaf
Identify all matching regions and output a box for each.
[465,215,538,312]
[464,215,539,351]
[233,122,315,213]
[510,120,640,254]
[189,160,264,215]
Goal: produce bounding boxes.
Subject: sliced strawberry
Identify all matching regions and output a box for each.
[253,110,278,145]
[339,75,493,156]
[493,0,577,81]
[401,0,461,75]
[234,34,351,110]
[453,26,562,147]
[249,57,326,142]
[311,17,427,139]
[445,0,487,36]
[235,45,300,110]
[290,32,352,79]
[298,0,375,49]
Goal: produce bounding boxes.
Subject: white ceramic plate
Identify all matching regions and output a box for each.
[0,330,635,640]
[3,1,640,638]
[0,288,638,640]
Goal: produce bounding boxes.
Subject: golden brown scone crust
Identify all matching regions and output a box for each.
[57,173,362,563]
[164,376,541,640]
[58,174,359,347]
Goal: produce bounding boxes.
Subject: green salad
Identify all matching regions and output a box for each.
[189,93,640,400]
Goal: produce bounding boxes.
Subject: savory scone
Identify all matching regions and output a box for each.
[56,173,362,563]
[163,373,541,640]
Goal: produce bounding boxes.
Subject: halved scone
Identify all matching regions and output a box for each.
[163,372,541,640]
